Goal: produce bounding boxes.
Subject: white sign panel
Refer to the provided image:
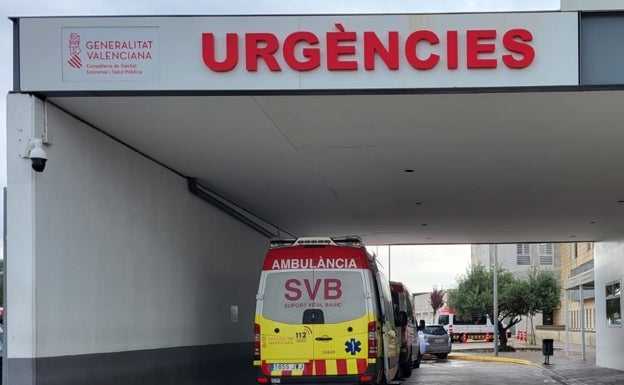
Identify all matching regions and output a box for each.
[61,27,159,82]
[17,13,579,91]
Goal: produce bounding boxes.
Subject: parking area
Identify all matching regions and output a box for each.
[404,358,556,385]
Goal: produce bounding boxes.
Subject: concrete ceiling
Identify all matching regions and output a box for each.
[48,89,624,245]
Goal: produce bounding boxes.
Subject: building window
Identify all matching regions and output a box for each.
[543,309,554,325]
[517,243,530,265]
[587,243,593,251]
[539,243,554,265]
[606,281,621,326]
[572,243,577,258]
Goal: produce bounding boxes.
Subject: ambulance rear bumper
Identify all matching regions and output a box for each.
[256,363,380,384]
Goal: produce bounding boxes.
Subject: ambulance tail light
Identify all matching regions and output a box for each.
[401,326,408,348]
[254,323,261,360]
[368,322,378,358]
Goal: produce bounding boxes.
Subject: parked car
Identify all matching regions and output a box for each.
[390,281,420,379]
[419,324,452,359]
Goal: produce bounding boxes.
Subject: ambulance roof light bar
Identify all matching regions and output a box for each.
[331,235,363,247]
[295,237,335,246]
[269,236,363,248]
[269,238,298,248]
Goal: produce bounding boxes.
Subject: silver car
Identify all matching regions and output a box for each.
[419,324,452,359]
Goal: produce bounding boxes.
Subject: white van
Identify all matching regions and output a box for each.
[437,308,495,342]
[253,236,401,384]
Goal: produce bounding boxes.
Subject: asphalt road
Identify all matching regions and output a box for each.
[403,357,559,385]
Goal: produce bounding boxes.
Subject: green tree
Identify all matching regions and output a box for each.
[525,268,561,344]
[448,264,561,350]
[497,277,531,347]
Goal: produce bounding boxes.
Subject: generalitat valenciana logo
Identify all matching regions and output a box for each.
[67,32,82,69]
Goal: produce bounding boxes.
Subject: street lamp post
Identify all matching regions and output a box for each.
[493,244,499,356]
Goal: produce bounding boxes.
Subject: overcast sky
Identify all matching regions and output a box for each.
[370,244,472,292]
[0,1,558,267]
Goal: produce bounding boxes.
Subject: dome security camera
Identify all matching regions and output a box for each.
[29,138,48,172]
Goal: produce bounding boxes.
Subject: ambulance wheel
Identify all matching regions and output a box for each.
[379,370,390,385]
[412,355,421,369]
[400,360,412,378]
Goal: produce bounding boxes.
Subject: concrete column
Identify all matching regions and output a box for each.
[579,284,586,360]
[6,94,45,385]
[565,289,569,354]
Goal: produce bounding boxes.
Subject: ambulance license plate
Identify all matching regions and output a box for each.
[271,363,304,371]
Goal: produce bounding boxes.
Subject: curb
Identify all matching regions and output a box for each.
[448,354,538,366]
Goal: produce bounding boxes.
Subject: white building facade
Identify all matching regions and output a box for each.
[594,242,623,370]
[471,243,560,278]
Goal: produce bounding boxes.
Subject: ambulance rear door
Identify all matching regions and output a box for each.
[311,267,370,376]
[258,269,315,373]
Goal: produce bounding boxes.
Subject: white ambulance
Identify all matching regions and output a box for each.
[253,236,401,384]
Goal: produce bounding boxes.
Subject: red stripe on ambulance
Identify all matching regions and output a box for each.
[314,360,327,375]
[357,358,368,373]
[336,359,348,374]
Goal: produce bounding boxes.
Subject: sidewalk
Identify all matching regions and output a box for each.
[448,338,624,385]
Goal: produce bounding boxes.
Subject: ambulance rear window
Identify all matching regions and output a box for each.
[262,270,367,324]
